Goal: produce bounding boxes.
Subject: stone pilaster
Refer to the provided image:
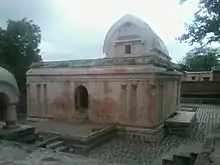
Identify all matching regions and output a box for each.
[26,83,30,116]
[177,81,181,106]
[4,103,19,129]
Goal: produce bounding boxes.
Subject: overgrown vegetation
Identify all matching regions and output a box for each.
[178,0,220,45]
[178,0,220,71]
[0,18,42,90]
[178,46,220,71]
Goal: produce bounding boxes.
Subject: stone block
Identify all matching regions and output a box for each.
[179,105,197,112]
[165,111,197,137]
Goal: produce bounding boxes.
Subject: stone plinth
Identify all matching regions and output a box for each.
[0,122,36,143]
[4,104,19,129]
[117,124,164,142]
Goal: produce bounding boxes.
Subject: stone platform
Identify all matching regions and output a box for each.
[29,120,116,155]
[0,122,36,144]
[117,124,164,142]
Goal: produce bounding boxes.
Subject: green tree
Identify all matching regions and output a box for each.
[178,63,190,72]
[179,46,219,71]
[178,0,220,45]
[0,18,42,90]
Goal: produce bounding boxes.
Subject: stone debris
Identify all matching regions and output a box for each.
[0,141,122,165]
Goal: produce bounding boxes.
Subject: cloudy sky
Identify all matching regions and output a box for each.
[0,0,198,62]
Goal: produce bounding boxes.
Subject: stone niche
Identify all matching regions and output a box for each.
[26,14,181,142]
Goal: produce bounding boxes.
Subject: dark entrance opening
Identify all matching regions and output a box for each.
[0,93,9,121]
[75,85,89,111]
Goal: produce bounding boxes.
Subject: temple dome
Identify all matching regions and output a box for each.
[103,14,170,60]
[0,67,19,98]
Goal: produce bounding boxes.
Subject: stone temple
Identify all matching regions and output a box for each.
[26,14,181,142]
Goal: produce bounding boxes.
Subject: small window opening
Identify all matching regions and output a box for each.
[191,76,196,80]
[203,77,210,81]
[125,45,131,54]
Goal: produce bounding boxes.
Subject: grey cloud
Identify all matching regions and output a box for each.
[41,42,104,61]
[0,0,56,24]
[0,0,190,62]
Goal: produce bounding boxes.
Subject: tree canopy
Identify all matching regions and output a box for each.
[0,18,42,90]
[179,46,220,71]
[178,0,220,45]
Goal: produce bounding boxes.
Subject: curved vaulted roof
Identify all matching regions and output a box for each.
[0,67,19,96]
[103,14,170,60]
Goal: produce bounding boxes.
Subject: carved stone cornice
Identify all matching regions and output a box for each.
[30,55,173,70]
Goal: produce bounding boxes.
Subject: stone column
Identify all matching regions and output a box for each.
[4,103,19,129]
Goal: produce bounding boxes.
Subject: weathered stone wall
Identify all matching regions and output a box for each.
[27,81,75,120]
[88,80,158,127]
[182,71,213,81]
[27,78,158,127]
[156,79,180,124]
[181,81,220,105]
[181,81,220,95]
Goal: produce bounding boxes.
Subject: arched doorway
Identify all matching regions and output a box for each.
[75,85,89,113]
[0,93,9,121]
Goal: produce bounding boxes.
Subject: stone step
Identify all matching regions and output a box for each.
[38,136,61,148]
[44,136,60,143]
[54,145,69,152]
[46,141,64,150]
[176,143,203,156]
[152,143,203,165]
[172,143,203,165]
[152,147,177,165]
